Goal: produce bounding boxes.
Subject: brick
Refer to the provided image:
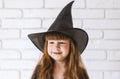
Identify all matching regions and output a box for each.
[0,19,1,27]
[0,9,21,18]
[82,50,106,60]
[73,9,104,19]
[0,29,19,39]
[0,60,37,70]
[74,0,85,8]
[42,19,55,28]
[84,61,120,70]
[23,9,60,18]
[4,0,43,8]
[104,30,120,39]
[86,30,103,39]
[0,50,20,59]
[84,20,120,29]
[0,0,3,8]
[21,29,45,38]
[106,10,120,18]
[20,49,43,59]
[88,71,103,79]
[21,70,33,79]
[108,51,120,60]
[73,19,82,28]
[2,19,41,28]
[104,72,120,79]
[87,40,120,50]
[0,41,1,48]
[0,71,19,79]
[86,0,120,8]
[2,39,35,49]
[45,0,85,8]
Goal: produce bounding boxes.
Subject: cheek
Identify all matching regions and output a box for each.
[62,45,70,53]
[47,45,52,54]
[66,46,70,53]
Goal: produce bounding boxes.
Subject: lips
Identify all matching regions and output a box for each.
[53,52,62,54]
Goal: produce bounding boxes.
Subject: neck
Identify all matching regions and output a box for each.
[54,61,65,69]
[53,60,66,74]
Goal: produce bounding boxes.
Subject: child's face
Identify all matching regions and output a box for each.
[47,39,70,62]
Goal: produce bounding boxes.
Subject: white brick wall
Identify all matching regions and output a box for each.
[0,0,3,8]
[4,0,43,8]
[0,9,21,18]
[86,0,120,8]
[0,71,19,79]
[0,0,120,79]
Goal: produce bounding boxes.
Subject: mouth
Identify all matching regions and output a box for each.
[53,52,62,54]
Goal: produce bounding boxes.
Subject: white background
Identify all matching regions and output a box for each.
[0,0,120,79]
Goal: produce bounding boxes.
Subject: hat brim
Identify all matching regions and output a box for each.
[28,28,88,54]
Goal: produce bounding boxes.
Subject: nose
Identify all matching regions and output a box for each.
[55,43,60,48]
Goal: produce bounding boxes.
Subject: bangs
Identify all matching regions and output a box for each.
[45,32,70,41]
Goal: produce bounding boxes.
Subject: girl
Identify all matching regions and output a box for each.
[28,1,89,79]
[31,32,89,79]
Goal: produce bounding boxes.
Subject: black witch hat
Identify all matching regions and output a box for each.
[28,1,89,54]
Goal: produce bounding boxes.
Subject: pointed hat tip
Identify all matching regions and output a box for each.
[67,1,74,7]
[48,0,75,30]
[70,0,74,3]
[63,1,74,13]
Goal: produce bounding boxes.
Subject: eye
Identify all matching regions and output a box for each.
[48,41,54,44]
[59,42,66,44]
